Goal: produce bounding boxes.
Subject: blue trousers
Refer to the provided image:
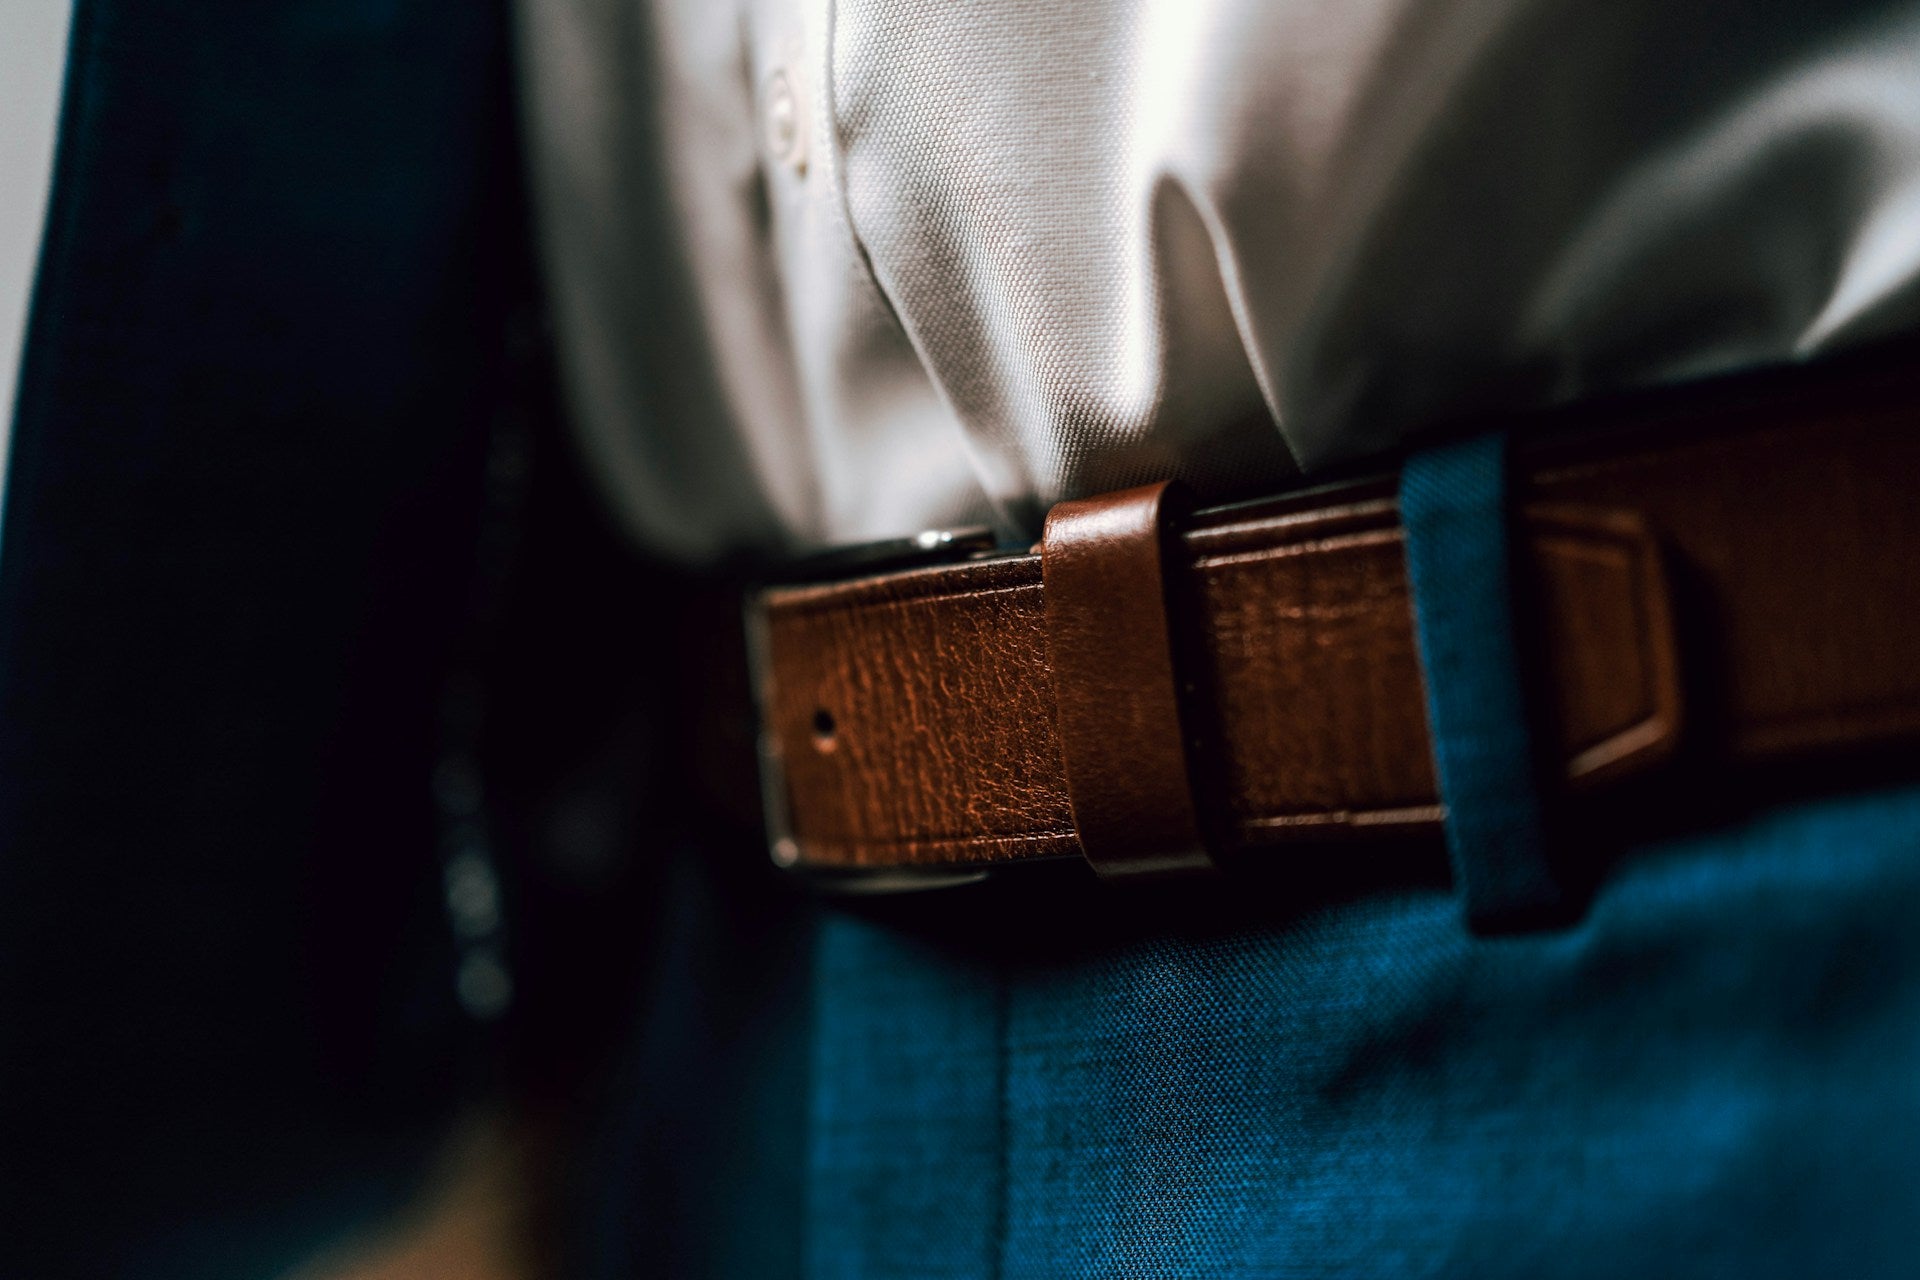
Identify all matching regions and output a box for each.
[581,777,1920,1277]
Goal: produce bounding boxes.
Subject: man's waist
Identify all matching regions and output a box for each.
[746,349,1920,891]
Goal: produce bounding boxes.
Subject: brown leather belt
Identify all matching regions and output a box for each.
[747,357,1920,889]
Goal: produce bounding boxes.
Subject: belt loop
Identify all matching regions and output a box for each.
[1400,434,1566,931]
[1041,481,1213,879]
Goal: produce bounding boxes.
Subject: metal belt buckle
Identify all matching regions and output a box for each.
[745,526,1004,894]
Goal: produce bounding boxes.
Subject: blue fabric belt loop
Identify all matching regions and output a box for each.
[1400,433,1564,932]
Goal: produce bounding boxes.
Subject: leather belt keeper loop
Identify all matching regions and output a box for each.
[1041,481,1213,878]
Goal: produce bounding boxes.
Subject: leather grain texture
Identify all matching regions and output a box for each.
[757,366,1919,874]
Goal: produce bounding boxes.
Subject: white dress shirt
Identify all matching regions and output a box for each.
[0,0,77,528]
[519,0,1920,562]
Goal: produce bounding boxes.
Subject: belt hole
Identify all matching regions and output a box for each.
[811,708,838,750]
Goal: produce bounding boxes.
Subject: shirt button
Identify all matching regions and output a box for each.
[764,68,807,175]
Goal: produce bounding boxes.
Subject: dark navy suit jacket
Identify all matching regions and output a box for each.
[0,2,527,1272]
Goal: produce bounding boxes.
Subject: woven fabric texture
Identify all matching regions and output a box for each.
[804,782,1920,1277]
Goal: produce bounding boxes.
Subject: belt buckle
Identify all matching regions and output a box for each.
[745,526,1004,893]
